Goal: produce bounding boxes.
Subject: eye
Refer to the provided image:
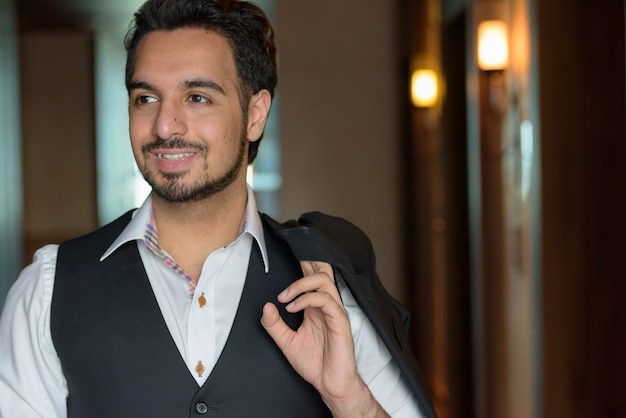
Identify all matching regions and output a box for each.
[135,95,158,105]
[189,94,210,104]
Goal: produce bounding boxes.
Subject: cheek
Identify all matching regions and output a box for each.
[129,142,145,168]
[129,122,149,162]
[197,118,240,150]
[129,116,147,140]
[129,113,154,142]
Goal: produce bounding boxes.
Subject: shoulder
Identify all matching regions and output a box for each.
[263,211,376,274]
[0,244,59,349]
[8,244,60,303]
[298,212,374,260]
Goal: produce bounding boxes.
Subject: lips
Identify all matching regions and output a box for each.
[157,152,194,160]
[153,150,197,172]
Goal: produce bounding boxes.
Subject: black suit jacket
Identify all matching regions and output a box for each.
[264,211,437,418]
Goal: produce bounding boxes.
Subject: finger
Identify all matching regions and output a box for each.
[283,290,346,319]
[260,302,295,349]
[278,261,341,305]
[278,276,343,308]
[300,260,334,278]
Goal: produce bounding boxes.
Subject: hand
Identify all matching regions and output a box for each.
[260,261,389,417]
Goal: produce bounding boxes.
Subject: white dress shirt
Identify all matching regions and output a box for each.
[0,188,423,418]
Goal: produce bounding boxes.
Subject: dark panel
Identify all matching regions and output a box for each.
[538,0,626,417]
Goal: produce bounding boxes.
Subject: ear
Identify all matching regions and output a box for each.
[246,89,272,143]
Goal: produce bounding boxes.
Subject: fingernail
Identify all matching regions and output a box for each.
[279,289,288,299]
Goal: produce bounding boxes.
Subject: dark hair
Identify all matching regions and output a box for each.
[124,0,277,163]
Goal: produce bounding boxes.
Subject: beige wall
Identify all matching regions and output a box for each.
[275,1,406,300]
[21,31,98,259]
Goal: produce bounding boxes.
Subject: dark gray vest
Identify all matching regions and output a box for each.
[51,212,331,418]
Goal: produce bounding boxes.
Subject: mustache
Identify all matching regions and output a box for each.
[142,137,208,153]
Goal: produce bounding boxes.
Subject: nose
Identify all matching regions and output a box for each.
[153,99,187,140]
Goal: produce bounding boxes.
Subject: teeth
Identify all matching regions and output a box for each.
[158,153,193,160]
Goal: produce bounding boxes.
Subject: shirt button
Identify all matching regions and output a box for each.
[195,402,208,414]
[195,360,206,378]
[198,292,206,308]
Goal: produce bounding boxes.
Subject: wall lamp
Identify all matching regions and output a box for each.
[411,69,438,107]
[477,20,508,71]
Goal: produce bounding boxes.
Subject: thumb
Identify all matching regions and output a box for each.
[260,302,293,349]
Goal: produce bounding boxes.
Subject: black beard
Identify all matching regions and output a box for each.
[140,134,247,203]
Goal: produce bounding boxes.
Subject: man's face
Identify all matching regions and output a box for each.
[128,28,253,203]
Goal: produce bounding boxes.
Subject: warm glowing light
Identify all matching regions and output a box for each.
[411,69,438,107]
[477,20,508,70]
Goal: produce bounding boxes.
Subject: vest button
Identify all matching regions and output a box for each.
[195,402,209,414]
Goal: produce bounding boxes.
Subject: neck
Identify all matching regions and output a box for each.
[150,181,249,274]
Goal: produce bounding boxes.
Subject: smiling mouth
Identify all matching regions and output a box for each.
[157,152,194,160]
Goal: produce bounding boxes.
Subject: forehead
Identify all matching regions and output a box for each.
[132,28,238,88]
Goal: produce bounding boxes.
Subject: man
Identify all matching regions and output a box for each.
[0,0,435,417]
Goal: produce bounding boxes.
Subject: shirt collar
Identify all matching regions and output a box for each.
[100,186,269,273]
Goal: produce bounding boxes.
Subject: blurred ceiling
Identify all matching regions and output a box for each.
[18,0,144,30]
[18,0,272,31]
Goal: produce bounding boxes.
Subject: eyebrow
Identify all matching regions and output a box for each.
[184,78,226,96]
[128,80,153,91]
[128,78,226,96]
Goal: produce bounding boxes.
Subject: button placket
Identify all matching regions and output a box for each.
[188,250,225,384]
[188,287,213,381]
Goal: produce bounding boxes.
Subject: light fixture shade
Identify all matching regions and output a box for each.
[477,20,508,70]
[411,69,438,107]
